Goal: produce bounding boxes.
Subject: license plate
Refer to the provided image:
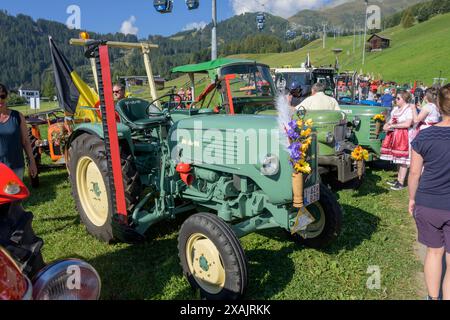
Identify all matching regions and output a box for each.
[304,183,320,206]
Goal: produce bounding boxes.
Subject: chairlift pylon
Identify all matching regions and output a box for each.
[153,0,173,13]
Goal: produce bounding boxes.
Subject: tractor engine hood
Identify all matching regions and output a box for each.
[169,115,285,166]
[339,105,390,116]
[168,114,314,205]
[304,110,346,124]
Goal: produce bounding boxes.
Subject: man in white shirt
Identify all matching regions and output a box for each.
[295,83,340,111]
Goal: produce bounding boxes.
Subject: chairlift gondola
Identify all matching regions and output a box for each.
[153,0,173,13]
[185,0,200,10]
[256,12,265,24]
[256,12,265,31]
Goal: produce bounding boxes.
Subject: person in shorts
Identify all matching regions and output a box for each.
[409,83,450,300]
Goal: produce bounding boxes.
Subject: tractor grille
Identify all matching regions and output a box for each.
[202,138,240,163]
[334,124,346,143]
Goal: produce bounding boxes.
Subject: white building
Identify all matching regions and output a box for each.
[18,89,40,102]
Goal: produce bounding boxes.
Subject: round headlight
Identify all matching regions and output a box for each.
[260,154,280,176]
[326,132,335,144]
[32,259,101,300]
[353,116,361,127]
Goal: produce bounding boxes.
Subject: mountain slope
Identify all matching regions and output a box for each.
[289,0,427,31]
[0,1,437,90]
[231,12,450,85]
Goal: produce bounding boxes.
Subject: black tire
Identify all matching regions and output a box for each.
[178,213,248,300]
[292,183,343,249]
[68,133,141,243]
[28,128,41,188]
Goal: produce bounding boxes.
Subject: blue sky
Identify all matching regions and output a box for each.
[0,0,339,38]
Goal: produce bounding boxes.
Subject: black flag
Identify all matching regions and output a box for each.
[49,36,80,115]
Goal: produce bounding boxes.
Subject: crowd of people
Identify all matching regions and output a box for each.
[375,84,450,300]
[174,86,193,102]
[288,78,450,300]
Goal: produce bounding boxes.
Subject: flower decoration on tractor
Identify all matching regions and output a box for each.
[287,119,314,175]
[373,114,386,137]
[351,145,369,179]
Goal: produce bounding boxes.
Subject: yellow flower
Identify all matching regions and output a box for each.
[301,128,312,137]
[373,114,385,122]
[351,146,369,161]
[297,120,304,128]
[294,160,312,174]
[305,119,314,127]
[301,143,310,153]
[304,137,312,146]
[362,149,370,161]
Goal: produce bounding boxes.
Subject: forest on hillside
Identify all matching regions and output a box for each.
[0,0,448,95]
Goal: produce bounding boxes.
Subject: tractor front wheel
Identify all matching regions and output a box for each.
[68,133,141,243]
[292,183,343,249]
[178,213,248,300]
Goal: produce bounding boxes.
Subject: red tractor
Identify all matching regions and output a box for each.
[25,109,69,187]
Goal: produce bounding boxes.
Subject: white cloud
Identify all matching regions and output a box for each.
[229,0,351,18]
[120,16,139,35]
[182,21,208,31]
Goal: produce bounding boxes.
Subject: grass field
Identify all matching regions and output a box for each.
[10,101,60,116]
[231,13,450,86]
[22,156,424,300]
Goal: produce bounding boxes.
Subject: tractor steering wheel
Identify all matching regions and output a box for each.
[146,93,184,116]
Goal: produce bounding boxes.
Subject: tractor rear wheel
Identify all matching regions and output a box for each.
[68,133,141,243]
[292,183,343,249]
[178,213,248,300]
[27,128,41,188]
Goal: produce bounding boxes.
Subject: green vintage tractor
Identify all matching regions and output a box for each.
[339,105,390,161]
[173,59,363,186]
[65,40,343,299]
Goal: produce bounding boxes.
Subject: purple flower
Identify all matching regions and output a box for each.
[288,142,303,162]
[287,128,300,140]
[288,120,297,130]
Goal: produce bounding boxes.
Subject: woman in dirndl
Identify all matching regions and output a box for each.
[380,90,414,190]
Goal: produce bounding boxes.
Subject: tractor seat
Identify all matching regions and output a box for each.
[116,98,166,130]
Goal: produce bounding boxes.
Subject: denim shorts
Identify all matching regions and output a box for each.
[414,205,450,253]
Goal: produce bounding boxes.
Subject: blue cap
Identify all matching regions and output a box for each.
[289,81,300,91]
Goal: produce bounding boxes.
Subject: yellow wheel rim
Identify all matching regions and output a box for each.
[76,156,109,227]
[186,233,225,294]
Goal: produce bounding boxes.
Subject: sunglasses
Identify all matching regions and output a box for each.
[0,94,7,99]
[113,90,121,94]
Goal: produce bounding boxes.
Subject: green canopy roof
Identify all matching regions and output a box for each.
[171,58,259,74]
